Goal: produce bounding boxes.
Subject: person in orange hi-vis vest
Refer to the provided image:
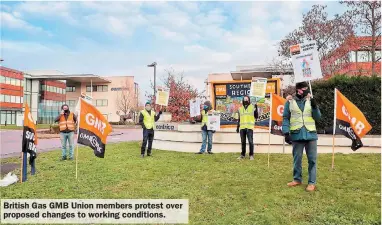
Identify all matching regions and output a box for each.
[55,104,77,160]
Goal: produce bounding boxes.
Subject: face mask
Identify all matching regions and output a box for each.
[64,109,69,113]
[145,106,151,111]
[203,105,209,110]
[302,89,310,97]
[243,100,249,105]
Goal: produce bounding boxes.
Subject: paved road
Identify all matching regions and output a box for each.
[0,129,142,158]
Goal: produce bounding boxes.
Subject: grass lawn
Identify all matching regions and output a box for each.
[1,142,380,225]
[0,124,51,130]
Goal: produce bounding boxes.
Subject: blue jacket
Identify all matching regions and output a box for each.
[282,97,321,141]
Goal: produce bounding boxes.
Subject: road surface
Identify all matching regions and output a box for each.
[0,129,142,158]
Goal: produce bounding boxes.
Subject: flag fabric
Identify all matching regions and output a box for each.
[77,98,112,158]
[270,94,286,136]
[335,89,372,151]
[22,103,38,164]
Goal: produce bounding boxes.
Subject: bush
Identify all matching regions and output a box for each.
[311,75,381,135]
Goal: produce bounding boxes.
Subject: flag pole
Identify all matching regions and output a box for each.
[20,152,23,183]
[268,94,273,168]
[308,81,313,98]
[76,97,81,180]
[332,88,337,169]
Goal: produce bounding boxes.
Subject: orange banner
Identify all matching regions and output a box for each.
[23,103,38,145]
[270,94,286,135]
[335,89,372,139]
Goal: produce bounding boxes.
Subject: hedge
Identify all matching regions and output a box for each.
[284,75,381,135]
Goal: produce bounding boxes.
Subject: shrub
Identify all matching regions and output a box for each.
[283,75,381,135]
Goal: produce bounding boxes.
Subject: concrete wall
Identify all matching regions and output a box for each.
[66,76,137,122]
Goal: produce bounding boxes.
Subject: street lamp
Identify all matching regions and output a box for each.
[147,62,157,98]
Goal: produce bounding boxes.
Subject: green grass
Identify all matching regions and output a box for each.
[0,124,51,130]
[1,142,380,225]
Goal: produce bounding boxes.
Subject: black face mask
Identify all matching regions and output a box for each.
[296,89,310,98]
[243,100,249,106]
[64,109,69,113]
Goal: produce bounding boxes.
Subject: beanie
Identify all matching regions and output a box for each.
[296,82,309,90]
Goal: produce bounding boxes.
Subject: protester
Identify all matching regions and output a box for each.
[236,96,259,160]
[282,81,321,192]
[55,104,77,160]
[139,101,162,158]
[196,101,215,154]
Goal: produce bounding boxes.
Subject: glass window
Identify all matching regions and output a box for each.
[103,85,108,92]
[0,111,6,125]
[15,79,20,86]
[374,51,381,61]
[21,80,24,87]
[41,85,46,91]
[6,113,11,124]
[66,86,76,92]
[15,96,20,103]
[10,78,16,86]
[357,51,370,62]
[5,77,10,85]
[11,96,16,103]
[349,51,357,63]
[4,95,10,102]
[0,76,5,84]
[21,97,23,103]
[63,89,66,94]
[26,79,32,92]
[0,94,4,102]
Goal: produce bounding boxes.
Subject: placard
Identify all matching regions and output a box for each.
[250,77,267,98]
[290,41,323,83]
[189,99,201,118]
[156,88,169,106]
[207,115,220,131]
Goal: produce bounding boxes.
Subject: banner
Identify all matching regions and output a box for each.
[156,88,169,106]
[77,98,112,158]
[335,89,372,151]
[250,77,267,98]
[270,94,286,136]
[213,79,280,128]
[290,41,323,83]
[22,103,38,164]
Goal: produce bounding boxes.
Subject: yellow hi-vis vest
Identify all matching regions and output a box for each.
[289,99,316,132]
[201,110,214,127]
[141,110,155,129]
[239,104,255,130]
[59,113,75,131]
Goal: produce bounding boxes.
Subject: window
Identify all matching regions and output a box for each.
[15,96,20,103]
[0,111,6,124]
[5,77,10,85]
[4,95,10,102]
[102,85,108,92]
[0,95,4,102]
[66,86,76,92]
[0,76,5,84]
[357,51,370,62]
[86,85,108,92]
[67,100,76,107]
[10,96,16,103]
[349,51,357,63]
[41,85,46,91]
[86,86,92,92]
[26,79,32,92]
[15,79,20,86]
[96,99,108,107]
[21,80,24,87]
[21,97,23,103]
[375,51,381,60]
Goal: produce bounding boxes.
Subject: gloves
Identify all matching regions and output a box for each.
[159,111,163,115]
[236,127,240,133]
[284,133,292,145]
[29,151,37,165]
[310,98,318,109]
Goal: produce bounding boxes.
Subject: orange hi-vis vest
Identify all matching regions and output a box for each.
[59,113,75,132]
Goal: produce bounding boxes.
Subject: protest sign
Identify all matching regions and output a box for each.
[250,77,267,98]
[156,88,169,106]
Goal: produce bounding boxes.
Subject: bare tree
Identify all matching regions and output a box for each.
[341,1,381,75]
[116,79,135,120]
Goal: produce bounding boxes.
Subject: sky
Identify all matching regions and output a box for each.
[0,1,348,103]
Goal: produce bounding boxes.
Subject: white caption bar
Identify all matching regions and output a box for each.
[1,199,188,224]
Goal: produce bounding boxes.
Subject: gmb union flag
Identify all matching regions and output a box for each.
[22,103,38,164]
[270,94,286,136]
[77,98,112,158]
[335,89,372,151]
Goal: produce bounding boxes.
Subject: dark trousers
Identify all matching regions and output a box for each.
[240,128,254,156]
[141,129,154,155]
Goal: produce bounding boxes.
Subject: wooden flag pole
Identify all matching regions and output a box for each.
[332,88,337,169]
[20,152,23,183]
[308,81,313,98]
[76,97,81,180]
[267,94,273,168]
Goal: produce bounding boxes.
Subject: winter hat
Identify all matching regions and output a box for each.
[204,100,212,110]
[296,82,309,90]
[145,101,151,106]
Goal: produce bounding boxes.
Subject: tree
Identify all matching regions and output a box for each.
[116,79,135,121]
[341,1,381,75]
[146,68,203,122]
[278,5,354,75]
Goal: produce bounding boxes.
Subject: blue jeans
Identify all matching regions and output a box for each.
[200,130,213,153]
[60,132,74,159]
[292,140,317,184]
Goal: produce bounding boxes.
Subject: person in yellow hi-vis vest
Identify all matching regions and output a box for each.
[236,96,258,160]
[196,101,215,154]
[55,104,77,160]
[139,101,162,158]
[282,82,321,192]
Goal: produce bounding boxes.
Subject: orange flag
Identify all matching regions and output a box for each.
[335,89,372,150]
[22,103,38,162]
[77,98,112,158]
[270,94,286,136]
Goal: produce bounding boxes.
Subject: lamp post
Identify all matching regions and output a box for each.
[147,62,157,98]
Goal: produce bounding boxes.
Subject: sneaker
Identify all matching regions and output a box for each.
[249,156,254,160]
[147,153,152,156]
[306,184,316,192]
[61,157,67,161]
[207,152,213,154]
[287,180,302,187]
[195,152,203,154]
[237,155,245,160]
[141,154,145,158]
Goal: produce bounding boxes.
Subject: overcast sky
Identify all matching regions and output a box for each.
[1,1,348,102]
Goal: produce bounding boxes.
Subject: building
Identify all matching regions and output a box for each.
[0,67,139,125]
[322,36,382,77]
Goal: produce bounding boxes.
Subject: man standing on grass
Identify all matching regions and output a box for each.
[139,101,162,158]
[196,100,215,154]
[236,96,258,160]
[282,82,321,192]
[55,104,77,161]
